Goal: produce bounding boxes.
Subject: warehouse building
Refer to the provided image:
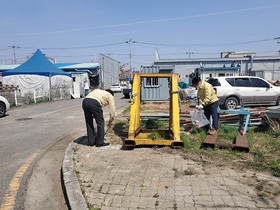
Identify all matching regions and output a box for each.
[154,51,280,86]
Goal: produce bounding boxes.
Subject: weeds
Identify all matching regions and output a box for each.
[181,123,280,177]
[153,193,159,207]
[108,102,280,177]
[73,146,79,152]
[172,168,179,178]
[141,119,169,130]
[75,170,80,176]
[173,201,178,210]
[155,200,159,207]
[87,202,101,210]
[184,169,194,175]
[148,131,163,139]
[153,193,159,198]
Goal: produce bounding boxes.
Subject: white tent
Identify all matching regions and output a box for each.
[3,49,72,100]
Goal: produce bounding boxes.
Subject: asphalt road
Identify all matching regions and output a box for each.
[0,92,130,210]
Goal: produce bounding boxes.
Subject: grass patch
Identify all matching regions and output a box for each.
[246,128,280,177]
[107,102,280,177]
[180,122,280,177]
[148,131,164,139]
[112,120,128,136]
[141,119,169,130]
[216,124,237,144]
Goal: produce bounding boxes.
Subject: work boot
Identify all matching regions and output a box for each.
[207,129,217,135]
[96,142,110,147]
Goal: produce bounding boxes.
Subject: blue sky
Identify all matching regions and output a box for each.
[0,0,280,70]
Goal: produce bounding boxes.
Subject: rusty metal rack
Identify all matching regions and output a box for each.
[202,131,249,152]
[202,105,250,152]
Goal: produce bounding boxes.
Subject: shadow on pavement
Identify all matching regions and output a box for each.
[73,135,92,146]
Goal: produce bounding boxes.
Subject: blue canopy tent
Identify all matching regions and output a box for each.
[3,49,72,100]
[3,49,71,77]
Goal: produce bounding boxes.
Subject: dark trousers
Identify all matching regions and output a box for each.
[82,98,105,145]
[204,100,219,130]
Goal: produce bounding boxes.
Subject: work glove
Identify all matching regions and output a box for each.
[195,104,203,110]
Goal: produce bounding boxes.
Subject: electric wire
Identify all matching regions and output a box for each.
[135,37,274,48]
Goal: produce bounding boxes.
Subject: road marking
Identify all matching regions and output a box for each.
[0,121,11,125]
[0,152,39,210]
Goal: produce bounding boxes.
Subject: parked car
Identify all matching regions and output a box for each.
[123,88,132,98]
[110,83,126,93]
[206,76,280,110]
[0,95,10,117]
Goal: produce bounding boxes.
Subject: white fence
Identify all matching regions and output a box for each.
[1,87,72,107]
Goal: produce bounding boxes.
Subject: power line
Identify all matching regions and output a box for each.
[3,36,280,66]
[5,36,279,52]
[18,42,126,50]
[135,37,275,48]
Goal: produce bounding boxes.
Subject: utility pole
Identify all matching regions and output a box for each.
[186,52,194,59]
[126,38,135,79]
[9,45,20,64]
[275,37,280,56]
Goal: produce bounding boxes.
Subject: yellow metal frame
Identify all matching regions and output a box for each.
[124,73,184,148]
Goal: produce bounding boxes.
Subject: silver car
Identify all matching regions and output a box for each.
[206,76,280,109]
[0,95,10,117]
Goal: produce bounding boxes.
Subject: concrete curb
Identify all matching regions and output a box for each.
[63,140,88,210]
[62,106,129,210]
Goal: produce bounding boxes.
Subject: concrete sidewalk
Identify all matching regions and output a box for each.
[63,137,280,210]
[62,102,280,210]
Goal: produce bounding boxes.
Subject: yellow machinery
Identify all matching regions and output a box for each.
[124,73,184,148]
